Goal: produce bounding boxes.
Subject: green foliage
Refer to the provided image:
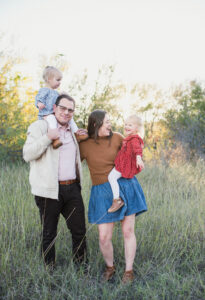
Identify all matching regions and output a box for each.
[0,56,126,162]
[164,81,205,159]
[1,46,205,164]
[38,53,69,86]
[0,54,37,161]
[130,83,168,154]
[68,65,125,130]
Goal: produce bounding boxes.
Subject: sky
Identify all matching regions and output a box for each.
[1,0,205,90]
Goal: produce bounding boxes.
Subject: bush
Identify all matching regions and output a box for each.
[164,81,205,160]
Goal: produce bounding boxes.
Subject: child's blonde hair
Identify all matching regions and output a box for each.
[43,66,62,82]
[127,114,144,138]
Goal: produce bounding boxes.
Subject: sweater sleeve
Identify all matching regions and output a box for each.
[35,88,49,107]
[23,122,52,162]
[114,132,124,149]
[131,137,143,156]
[79,141,86,161]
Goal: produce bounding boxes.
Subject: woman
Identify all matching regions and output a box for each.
[80,110,147,283]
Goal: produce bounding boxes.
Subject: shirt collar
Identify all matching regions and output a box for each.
[57,123,70,131]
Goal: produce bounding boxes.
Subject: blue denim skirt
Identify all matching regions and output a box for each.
[88,177,147,224]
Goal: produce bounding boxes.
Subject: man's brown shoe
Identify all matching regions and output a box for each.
[122,270,134,284]
[102,265,115,281]
[108,198,124,213]
[52,138,62,149]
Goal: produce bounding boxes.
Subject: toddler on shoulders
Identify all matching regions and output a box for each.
[35,66,78,148]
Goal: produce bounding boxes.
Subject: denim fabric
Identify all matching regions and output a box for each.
[88,177,147,224]
[35,87,59,119]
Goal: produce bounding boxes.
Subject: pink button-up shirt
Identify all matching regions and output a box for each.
[58,124,77,181]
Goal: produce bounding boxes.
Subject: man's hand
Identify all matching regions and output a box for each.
[136,155,144,169]
[37,102,46,110]
[76,128,88,136]
[47,128,60,141]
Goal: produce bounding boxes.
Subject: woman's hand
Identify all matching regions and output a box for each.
[76,128,88,135]
[75,129,88,142]
[136,155,144,169]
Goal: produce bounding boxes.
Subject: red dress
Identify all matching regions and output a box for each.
[114,134,144,178]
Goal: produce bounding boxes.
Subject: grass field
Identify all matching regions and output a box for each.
[0,161,204,300]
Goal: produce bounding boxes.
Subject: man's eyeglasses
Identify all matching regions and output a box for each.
[57,104,75,113]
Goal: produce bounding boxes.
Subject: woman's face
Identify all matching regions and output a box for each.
[98,114,111,137]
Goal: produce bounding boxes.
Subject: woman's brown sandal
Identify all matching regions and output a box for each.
[122,270,134,284]
[108,197,124,213]
[102,265,116,281]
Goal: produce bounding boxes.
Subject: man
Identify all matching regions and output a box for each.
[23,94,86,268]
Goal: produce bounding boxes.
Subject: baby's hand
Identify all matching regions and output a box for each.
[37,102,46,110]
[136,155,144,169]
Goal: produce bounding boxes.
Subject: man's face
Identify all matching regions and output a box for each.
[53,98,74,126]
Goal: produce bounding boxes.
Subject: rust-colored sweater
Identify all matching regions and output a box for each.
[80,132,124,185]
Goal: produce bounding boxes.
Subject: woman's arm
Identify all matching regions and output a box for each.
[114,132,124,150]
[79,141,86,161]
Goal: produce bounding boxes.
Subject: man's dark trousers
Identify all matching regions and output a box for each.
[35,182,86,266]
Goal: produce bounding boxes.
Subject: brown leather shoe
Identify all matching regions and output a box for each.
[102,265,115,281]
[108,198,124,213]
[122,270,134,284]
[52,138,62,149]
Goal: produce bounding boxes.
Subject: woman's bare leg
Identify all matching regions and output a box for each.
[98,222,114,266]
[121,214,136,271]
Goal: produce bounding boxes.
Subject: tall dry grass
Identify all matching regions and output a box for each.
[0,161,204,299]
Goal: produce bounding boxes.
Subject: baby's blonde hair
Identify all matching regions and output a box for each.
[126,114,144,138]
[43,66,62,83]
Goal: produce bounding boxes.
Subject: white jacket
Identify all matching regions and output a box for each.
[23,120,82,200]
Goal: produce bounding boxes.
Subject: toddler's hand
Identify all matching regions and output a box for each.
[47,128,59,141]
[38,102,46,110]
[136,155,144,169]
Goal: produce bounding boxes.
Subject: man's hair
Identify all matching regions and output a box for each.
[42,66,62,82]
[87,109,113,143]
[55,94,76,108]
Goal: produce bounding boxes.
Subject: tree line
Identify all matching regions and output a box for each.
[0,52,204,162]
